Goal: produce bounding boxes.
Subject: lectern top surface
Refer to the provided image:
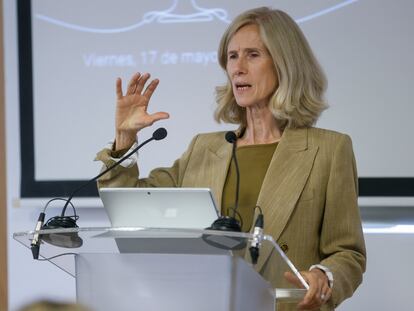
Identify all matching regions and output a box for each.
[13,227,308,292]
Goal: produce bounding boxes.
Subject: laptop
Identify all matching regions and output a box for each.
[100,187,219,229]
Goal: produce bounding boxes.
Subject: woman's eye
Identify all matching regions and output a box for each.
[228,54,237,59]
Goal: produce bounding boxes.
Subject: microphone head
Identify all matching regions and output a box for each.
[202,216,245,250]
[225,131,237,143]
[153,127,168,141]
[41,217,83,248]
[41,232,83,249]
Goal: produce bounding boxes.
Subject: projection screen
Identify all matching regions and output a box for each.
[17,0,414,198]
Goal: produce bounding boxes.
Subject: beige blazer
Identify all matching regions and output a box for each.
[97,127,366,310]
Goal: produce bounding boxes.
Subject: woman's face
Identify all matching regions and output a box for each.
[226,24,278,109]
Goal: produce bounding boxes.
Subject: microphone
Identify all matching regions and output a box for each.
[202,130,244,249]
[206,131,242,234]
[224,131,240,219]
[30,128,168,259]
[249,213,264,264]
[30,212,45,259]
[152,127,167,140]
[225,131,237,143]
[60,127,168,217]
[224,131,237,144]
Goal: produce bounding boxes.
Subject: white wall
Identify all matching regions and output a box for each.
[337,234,413,311]
[4,1,413,311]
[4,1,108,310]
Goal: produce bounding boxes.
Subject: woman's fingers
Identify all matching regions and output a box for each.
[118,72,153,100]
[135,73,151,94]
[300,272,319,307]
[118,72,158,99]
[126,72,141,95]
[143,78,160,100]
[129,112,170,130]
[148,111,170,123]
[285,270,330,310]
[320,284,332,302]
[115,77,123,100]
[284,271,305,288]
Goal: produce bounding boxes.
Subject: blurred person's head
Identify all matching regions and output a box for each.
[18,300,91,311]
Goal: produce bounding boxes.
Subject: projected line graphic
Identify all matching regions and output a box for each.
[35,0,230,34]
[35,0,359,34]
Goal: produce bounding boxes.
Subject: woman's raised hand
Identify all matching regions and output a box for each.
[115,72,169,150]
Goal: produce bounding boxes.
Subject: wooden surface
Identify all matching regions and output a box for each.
[0,0,8,309]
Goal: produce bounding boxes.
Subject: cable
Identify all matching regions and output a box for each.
[36,252,78,261]
[44,198,76,217]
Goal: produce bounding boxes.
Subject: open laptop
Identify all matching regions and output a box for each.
[99,187,227,254]
[100,187,219,229]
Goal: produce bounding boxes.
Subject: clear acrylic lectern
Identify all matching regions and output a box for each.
[14,227,307,311]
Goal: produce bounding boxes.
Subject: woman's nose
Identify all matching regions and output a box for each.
[233,57,247,76]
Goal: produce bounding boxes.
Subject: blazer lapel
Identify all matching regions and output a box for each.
[253,128,319,270]
[202,127,243,209]
[204,142,232,208]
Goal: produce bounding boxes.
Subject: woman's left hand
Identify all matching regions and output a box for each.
[284,269,332,310]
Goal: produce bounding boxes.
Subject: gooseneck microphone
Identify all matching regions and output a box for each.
[207,131,242,233]
[60,127,167,217]
[225,131,240,219]
[203,131,244,250]
[30,127,168,259]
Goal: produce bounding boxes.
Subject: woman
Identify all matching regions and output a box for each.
[96,7,366,311]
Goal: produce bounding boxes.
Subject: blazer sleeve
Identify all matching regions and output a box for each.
[319,134,367,308]
[95,135,199,189]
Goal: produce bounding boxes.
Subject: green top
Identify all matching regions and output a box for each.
[221,142,278,232]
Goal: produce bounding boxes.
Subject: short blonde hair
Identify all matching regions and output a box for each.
[214,7,328,129]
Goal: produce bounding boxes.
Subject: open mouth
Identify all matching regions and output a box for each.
[235,83,252,91]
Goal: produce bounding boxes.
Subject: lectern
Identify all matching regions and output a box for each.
[14,227,307,311]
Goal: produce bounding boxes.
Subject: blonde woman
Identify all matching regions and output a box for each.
[97,7,366,311]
